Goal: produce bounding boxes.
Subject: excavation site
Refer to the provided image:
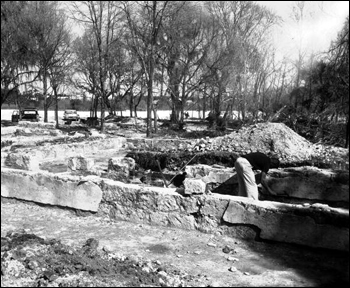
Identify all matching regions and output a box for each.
[2,0,349,286]
[1,119,349,287]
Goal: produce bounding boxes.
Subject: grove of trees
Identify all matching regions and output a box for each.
[1,1,348,146]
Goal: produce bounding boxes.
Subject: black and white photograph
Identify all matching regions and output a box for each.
[1,1,349,287]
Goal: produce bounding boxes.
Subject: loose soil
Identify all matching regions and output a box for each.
[1,199,349,287]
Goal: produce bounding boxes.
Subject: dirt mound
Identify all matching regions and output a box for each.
[1,229,193,287]
[127,123,318,168]
[214,122,314,163]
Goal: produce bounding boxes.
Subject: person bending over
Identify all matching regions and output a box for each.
[234,152,280,200]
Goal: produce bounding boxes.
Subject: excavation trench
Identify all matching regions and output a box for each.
[36,149,349,208]
[1,125,349,252]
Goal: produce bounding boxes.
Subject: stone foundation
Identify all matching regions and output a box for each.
[1,167,348,251]
[1,134,349,252]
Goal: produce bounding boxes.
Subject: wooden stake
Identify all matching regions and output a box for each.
[156,160,169,187]
[168,154,197,184]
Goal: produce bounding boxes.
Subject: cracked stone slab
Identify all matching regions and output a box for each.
[1,168,102,212]
[222,198,349,251]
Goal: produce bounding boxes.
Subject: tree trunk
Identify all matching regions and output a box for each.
[168,76,181,123]
[202,84,207,119]
[153,103,158,133]
[146,1,158,137]
[43,69,48,123]
[147,56,154,136]
[53,86,59,129]
[180,76,186,123]
[129,89,134,117]
[346,117,349,149]
[214,88,222,127]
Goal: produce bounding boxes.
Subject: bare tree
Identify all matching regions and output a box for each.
[22,1,71,122]
[157,1,212,124]
[48,31,73,128]
[72,30,100,118]
[123,1,169,137]
[70,1,124,132]
[203,1,279,127]
[1,1,40,107]
[328,17,349,147]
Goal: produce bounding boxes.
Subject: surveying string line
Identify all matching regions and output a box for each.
[168,154,197,185]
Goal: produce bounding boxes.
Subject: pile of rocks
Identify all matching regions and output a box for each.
[0,229,191,287]
[186,122,348,167]
[188,123,312,162]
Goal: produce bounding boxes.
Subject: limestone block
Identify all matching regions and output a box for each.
[200,196,230,219]
[68,156,95,171]
[1,126,18,135]
[127,142,136,150]
[266,167,349,203]
[101,180,141,202]
[104,123,119,130]
[89,129,102,137]
[156,195,180,212]
[108,157,136,176]
[1,152,8,167]
[186,164,235,180]
[1,168,102,212]
[185,164,212,178]
[14,128,32,136]
[223,199,349,251]
[184,178,207,195]
[18,121,56,129]
[6,138,126,164]
[202,171,236,184]
[167,213,196,230]
[149,212,171,226]
[133,191,158,211]
[177,196,200,214]
[196,215,220,233]
[49,130,62,136]
[5,153,39,171]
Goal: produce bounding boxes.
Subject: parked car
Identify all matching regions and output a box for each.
[63,109,80,123]
[11,110,20,122]
[12,108,40,122]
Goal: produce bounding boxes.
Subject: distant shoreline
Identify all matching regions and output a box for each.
[1,109,211,122]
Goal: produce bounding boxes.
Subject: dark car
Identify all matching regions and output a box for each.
[12,108,40,122]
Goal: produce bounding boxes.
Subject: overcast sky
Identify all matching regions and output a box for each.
[67,1,349,62]
[257,1,349,61]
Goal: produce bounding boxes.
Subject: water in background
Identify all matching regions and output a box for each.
[1,109,212,122]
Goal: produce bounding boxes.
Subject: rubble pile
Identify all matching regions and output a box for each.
[190,123,311,162]
[1,229,193,287]
[188,122,348,167]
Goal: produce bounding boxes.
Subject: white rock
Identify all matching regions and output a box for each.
[228,266,238,272]
[207,242,217,247]
[184,178,206,195]
[68,156,95,171]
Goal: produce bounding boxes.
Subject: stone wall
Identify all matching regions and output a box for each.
[1,134,348,251]
[185,164,349,206]
[1,138,127,166]
[1,167,348,252]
